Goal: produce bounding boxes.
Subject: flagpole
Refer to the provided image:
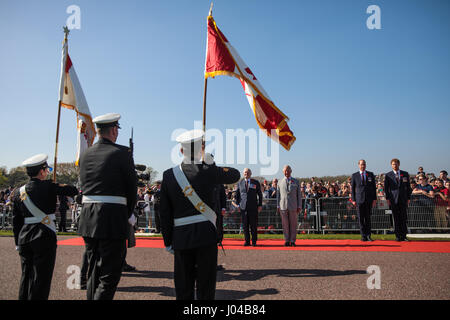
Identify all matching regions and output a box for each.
[202,3,213,161]
[53,27,70,182]
[201,78,208,160]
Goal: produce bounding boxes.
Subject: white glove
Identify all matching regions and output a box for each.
[15,246,19,251]
[128,214,137,226]
[165,245,174,255]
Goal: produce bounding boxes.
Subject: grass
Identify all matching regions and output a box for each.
[1,230,448,241]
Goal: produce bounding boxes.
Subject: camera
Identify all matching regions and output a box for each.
[135,164,150,187]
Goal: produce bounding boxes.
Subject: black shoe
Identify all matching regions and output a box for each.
[252,243,257,247]
[123,264,136,272]
[366,237,374,242]
[216,265,225,271]
[395,237,402,242]
[402,237,410,242]
[244,243,250,247]
[285,242,290,247]
[361,237,367,241]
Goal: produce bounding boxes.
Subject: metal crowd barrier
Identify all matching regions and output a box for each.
[222,198,317,234]
[318,197,392,232]
[3,195,448,234]
[408,194,449,230]
[0,203,13,230]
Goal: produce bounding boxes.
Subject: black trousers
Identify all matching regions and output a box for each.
[356,201,372,238]
[18,237,57,300]
[391,202,408,239]
[174,244,218,300]
[83,237,126,300]
[241,210,258,244]
[216,211,224,244]
[59,209,67,231]
[154,207,161,232]
[80,250,89,283]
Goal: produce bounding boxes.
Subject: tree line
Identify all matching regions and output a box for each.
[0,163,158,189]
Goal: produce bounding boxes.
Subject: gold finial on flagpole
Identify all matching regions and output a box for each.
[209,2,213,16]
[63,26,70,41]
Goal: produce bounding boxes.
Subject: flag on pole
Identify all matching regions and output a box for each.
[204,14,296,150]
[59,37,95,165]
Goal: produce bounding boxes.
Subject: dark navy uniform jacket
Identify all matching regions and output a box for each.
[12,179,78,246]
[160,162,240,250]
[78,138,137,240]
[351,171,377,205]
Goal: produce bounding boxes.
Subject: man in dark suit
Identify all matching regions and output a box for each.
[236,168,263,246]
[160,131,240,300]
[351,159,377,241]
[384,158,412,241]
[78,113,137,300]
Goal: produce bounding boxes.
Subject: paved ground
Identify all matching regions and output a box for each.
[0,236,449,300]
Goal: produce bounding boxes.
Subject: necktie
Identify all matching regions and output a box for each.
[245,180,249,191]
[396,172,400,184]
[361,172,365,185]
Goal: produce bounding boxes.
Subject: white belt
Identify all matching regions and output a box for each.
[82,195,127,205]
[24,214,56,224]
[174,214,209,227]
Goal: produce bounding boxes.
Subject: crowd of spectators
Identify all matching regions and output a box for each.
[2,167,449,231]
[250,168,449,205]
[0,187,15,208]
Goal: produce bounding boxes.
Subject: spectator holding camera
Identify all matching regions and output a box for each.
[433,179,448,228]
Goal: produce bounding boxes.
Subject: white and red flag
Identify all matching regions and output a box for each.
[204,14,296,150]
[58,37,95,165]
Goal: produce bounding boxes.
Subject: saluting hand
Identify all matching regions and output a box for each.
[257,206,262,213]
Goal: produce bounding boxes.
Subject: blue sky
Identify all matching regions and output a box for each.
[0,0,449,180]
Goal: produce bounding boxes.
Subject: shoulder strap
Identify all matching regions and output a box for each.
[19,185,57,233]
[172,165,216,228]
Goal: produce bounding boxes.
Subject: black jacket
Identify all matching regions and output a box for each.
[160,162,240,250]
[235,179,263,212]
[384,170,412,205]
[78,138,137,239]
[351,171,377,205]
[12,179,78,246]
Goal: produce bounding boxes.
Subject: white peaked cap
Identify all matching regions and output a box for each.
[93,113,121,126]
[22,154,48,168]
[176,129,205,146]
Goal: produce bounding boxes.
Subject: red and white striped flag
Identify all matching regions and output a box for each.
[58,38,95,165]
[205,14,296,150]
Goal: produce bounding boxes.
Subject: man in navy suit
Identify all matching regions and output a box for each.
[351,160,377,241]
[236,168,263,246]
[384,158,412,241]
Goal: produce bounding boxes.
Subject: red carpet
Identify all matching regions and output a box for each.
[58,237,450,253]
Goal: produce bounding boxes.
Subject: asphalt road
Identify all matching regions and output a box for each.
[0,236,448,300]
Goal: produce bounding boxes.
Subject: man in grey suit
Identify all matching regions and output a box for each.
[277,165,302,246]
